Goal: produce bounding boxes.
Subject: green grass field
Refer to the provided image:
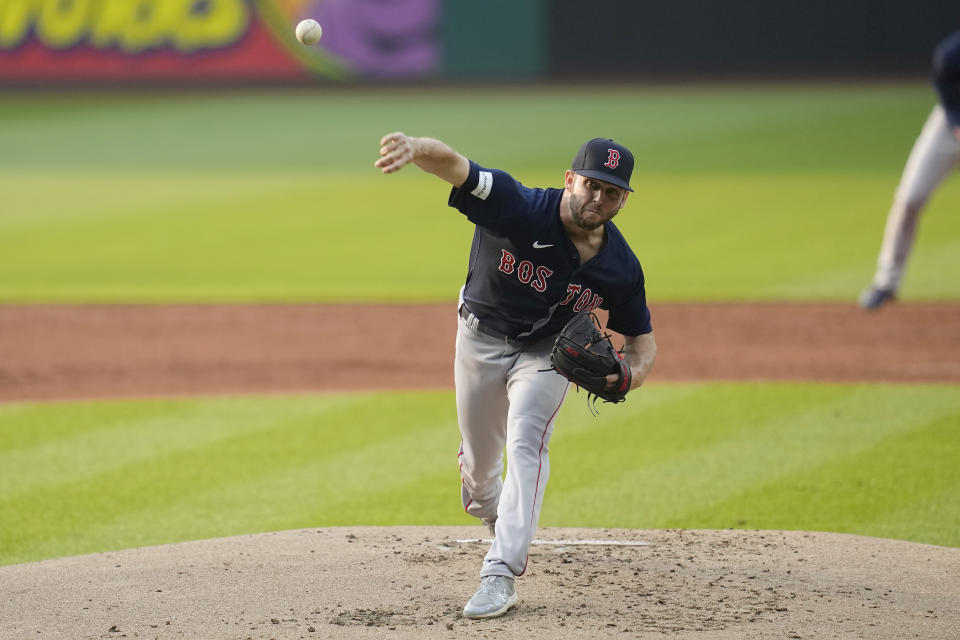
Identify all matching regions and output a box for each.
[1,384,957,566]
[1,85,958,302]
[1,85,958,565]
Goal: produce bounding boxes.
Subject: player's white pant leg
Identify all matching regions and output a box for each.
[873,106,960,290]
[481,338,569,578]
[455,310,509,522]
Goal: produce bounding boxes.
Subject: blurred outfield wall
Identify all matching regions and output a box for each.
[0,0,955,86]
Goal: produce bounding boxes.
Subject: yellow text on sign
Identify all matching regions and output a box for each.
[0,0,250,52]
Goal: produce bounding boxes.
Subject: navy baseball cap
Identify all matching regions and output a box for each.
[571,138,634,192]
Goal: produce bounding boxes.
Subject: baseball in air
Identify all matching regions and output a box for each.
[295,19,323,45]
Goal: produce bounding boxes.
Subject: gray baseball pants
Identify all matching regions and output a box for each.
[871,105,960,291]
[455,303,569,578]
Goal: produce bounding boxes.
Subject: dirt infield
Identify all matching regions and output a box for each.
[2,527,957,640]
[1,302,959,402]
[2,302,959,639]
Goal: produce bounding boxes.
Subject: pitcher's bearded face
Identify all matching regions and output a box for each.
[567,176,627,230]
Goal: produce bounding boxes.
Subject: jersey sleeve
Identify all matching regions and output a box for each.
[933,30,960,127]
[447,160,550,235]
[605,273,653,337]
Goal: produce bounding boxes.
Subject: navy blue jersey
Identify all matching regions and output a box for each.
[448,160,652,342]
[933,30,960,127]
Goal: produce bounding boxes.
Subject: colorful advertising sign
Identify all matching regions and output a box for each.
[0,0,440,83]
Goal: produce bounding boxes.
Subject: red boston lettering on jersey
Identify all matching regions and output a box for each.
[498,252,554,292]
[498,250,516,274]
[604,149,620,169]
[532,266,553,292]
[588,293,603,312]
[561,284,581,305]
[561,283,603,310]
[572,288,593,312]
[517,260,534,284]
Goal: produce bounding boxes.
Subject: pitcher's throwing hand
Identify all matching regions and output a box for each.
[375,132,416,174]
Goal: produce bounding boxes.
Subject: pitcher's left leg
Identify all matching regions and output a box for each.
[481,347,569,577]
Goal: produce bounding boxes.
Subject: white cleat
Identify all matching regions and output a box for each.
[462,576,518,619]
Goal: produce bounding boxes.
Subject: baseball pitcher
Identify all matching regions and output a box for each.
[375,133,657,619]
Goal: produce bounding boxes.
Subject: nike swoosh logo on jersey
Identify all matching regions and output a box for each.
[533,241,554,249]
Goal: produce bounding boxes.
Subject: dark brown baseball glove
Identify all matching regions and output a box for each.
[550,312,631,411]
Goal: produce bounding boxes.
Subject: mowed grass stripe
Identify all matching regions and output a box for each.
[3,170,957,302]
[549,383,856,475]
[2,169,955,302]
[0,397,357,498]
[867,479,960,546]
[2,384,958,565]
[72,418,461,555]
[0,392,457,565]
[545,385,960,537]
[0,171,330,231]
[0,86,932,175]
[686,411,960,546]
[0,171,467,303]
[0,399,171,450]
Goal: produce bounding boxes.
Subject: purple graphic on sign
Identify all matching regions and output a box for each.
[309,0,439,77]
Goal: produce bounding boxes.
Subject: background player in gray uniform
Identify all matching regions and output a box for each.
[375,132,657,619]
[860,30,960,310]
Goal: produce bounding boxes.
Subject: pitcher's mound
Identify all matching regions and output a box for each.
[2,527,957,639]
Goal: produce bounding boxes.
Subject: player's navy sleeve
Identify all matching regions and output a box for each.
[607,288,652,337]
[604,253,653,337]
[448,160,554,235]
[933,30,960,127]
